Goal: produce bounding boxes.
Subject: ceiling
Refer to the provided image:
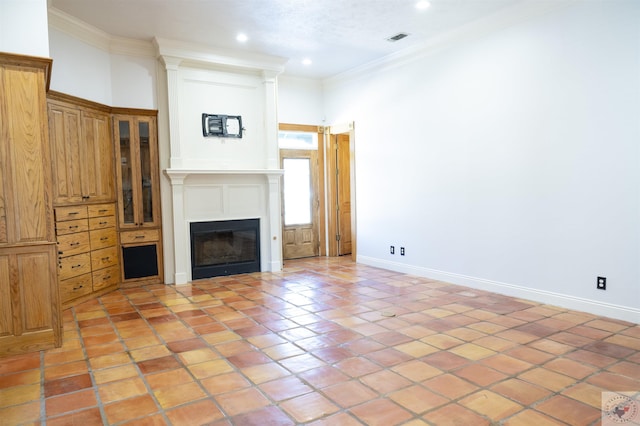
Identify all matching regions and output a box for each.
[49,0,525,79]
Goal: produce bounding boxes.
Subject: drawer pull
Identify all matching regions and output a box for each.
[71,264,82,269]
[101,256,110,261]
[68,225,79,230]
[134,235,145,239]
[73,285,84,290]
[103,275,111,280]
[98,209,108,213]
[70,242,80,246]
[100,237,109,241]
[99,221,108,225]
[68,211,80,215]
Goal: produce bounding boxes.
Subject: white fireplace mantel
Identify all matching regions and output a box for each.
[165,168,284,284]
[165,168,284,180]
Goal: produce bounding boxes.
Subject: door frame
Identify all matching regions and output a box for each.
[279,123,326,257]
[326,122,357,260]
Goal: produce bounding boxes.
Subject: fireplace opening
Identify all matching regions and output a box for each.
[190,219,260,279]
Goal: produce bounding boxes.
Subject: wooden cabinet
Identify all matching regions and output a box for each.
[0,155,6,245]
[55,204,119,308]
[47,93,122,308]
[0,245,60,355]
[48,93,115,205]
[0,53,61,356]
[113,113,163,285]
[113,114,161,229]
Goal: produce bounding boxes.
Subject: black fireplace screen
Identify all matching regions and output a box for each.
[190,219,260,279]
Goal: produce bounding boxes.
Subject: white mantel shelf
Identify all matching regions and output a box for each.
[164,168,284,181]
[165,168,284,175]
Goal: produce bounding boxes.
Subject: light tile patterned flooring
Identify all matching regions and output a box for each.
[1,257,639,425]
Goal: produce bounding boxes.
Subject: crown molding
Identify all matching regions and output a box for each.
[324,0,578,89]
[154,37,287,75]
[48,7,155,57]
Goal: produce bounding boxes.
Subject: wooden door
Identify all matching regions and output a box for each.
[281,149,320,259]
[48,102,84,204]
[114,115,160,229]
[327,129,355,258]
[136,117,160,227]
[336,134,352,255]
[2,63,52,243]
[82,111,114,203]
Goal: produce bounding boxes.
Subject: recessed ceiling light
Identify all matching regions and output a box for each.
[236,33,248,42]
[302,58,312,66]
[416,0,431,10]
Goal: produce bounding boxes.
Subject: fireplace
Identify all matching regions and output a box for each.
[190,219,260,279]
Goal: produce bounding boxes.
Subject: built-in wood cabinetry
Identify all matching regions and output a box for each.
[113,113,163,285]
[47,92,114,205]
[0,53,61,356]
[54,203,119,308]
[47,93,121,308]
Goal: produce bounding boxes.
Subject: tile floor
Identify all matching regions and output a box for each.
[1,257,639,425]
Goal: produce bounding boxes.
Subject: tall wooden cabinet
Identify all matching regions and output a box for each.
[47,92,114,205]
[47,93,120,308]
[113,112,163,285]
[0,53,61,356]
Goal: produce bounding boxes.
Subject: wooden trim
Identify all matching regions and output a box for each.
[111,106,158,116]
[317,132,326,256]
[279,123,322,133]
[47,91,158,117]
[0,52,52,91]
[326,134,338,257]
[47,90,111,113]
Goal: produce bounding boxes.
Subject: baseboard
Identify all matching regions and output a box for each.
[357,256,639,324]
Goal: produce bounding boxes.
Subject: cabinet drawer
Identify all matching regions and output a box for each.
[57,232,90,257]
[89,215,115,231]
[93,265,119,291]
[88,204,115,218]
[90,229,117,250]
[56,218,89,236]
[60,273,92,302]
[120,229,159,244]
[55,206,88,221]
[59,252,91,280]
[91,246,119,270]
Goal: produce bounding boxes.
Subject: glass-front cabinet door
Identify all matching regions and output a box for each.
[113,115,160,229]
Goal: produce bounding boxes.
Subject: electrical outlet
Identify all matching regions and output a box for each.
[597,276,606,290]
[390,246,395,255]
[400,247,405,256]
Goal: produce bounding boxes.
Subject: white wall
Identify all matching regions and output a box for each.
[177,67,267,169]
[48,28,112,104]
[324,0,640,321]
[0,0,49,57]
[278,76,324,125]
[110,53,157,109]
[48,28,158,109]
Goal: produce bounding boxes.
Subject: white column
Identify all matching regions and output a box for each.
[267,174,283,272]
[166,172,189,284]
[262,70,279,170]
[160,55,183,169]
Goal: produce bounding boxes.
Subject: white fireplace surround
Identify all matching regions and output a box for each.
[156,39,288,285]
[165,169,283,284]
